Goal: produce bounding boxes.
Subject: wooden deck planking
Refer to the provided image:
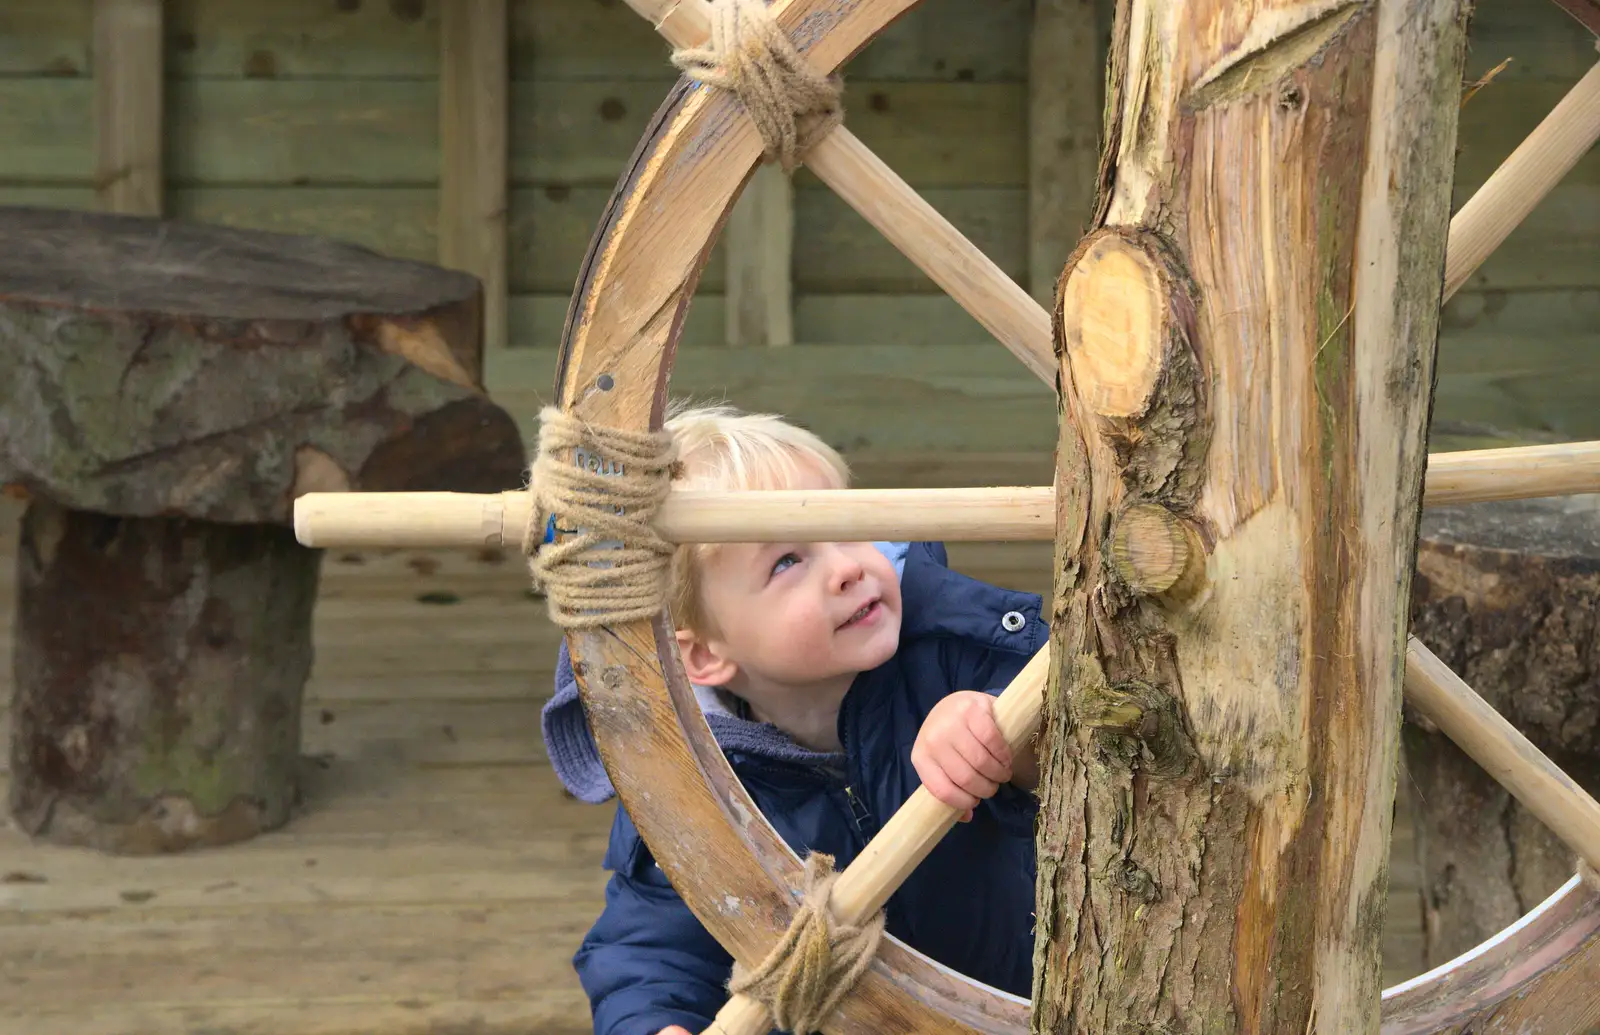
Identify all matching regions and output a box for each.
[1,493,1427,1034]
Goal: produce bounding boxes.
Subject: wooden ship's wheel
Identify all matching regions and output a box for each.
[296,0,1600,1031]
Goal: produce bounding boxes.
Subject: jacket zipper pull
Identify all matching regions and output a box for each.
[843,784,876,836]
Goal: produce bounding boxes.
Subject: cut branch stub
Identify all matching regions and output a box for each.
[1057,227,1207,502]
[1107,501,1206,601]
[1058,230,1171,419]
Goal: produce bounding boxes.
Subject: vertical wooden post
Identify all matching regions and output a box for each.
[725,164,795,346]
[1027,0,1103,305]
[1031,0,1471,1031]
[440,0,509,354]
[93,0,163,216]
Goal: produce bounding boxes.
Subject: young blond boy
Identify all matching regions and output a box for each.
[541,404,1045,1035]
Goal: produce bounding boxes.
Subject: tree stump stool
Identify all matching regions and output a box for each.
[1404,492,1600,965]
[0,206,528,854]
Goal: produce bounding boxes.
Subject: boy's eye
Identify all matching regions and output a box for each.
[770,552,801,577]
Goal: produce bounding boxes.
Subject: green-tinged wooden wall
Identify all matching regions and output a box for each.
[1,0,1595,487]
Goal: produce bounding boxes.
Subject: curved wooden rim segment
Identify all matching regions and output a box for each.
[547,0,1600,1030]
[1381,876,1600,1033]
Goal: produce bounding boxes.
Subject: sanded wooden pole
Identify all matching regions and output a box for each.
[292,485,1057,549]
[702,645,1052,1035]
[1423,439,1600,506]
[1443,59,1600,300]
[621,0,1055,381]
[1405,637,1600,876]
[290,439,1600,550]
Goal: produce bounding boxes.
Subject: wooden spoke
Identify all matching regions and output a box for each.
[1404,638,1600,877]
[806,131,1055,381]
[1444,58,1600,299]
[292,439,1600,550]
[620,0,1056,382]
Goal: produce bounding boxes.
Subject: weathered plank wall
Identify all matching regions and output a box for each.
[0,0,1594,476]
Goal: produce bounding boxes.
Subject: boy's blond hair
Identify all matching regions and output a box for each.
[664,401,850,635]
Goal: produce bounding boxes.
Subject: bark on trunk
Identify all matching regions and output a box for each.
[9,500,319,853]
[1031,2,1471,1032]
[1403,495,1600,967]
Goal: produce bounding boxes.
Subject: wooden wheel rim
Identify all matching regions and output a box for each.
[547,2,1600,1030]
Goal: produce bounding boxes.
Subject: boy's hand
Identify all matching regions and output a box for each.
[655,1028,692,1035]
[911,691,1014,822]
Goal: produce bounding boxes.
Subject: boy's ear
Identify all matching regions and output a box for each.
[674,628,739,687]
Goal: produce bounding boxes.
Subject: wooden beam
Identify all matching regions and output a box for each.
[93,0,163,215]
[439,0,509,354]
[1032,0,1471,1030]
[725,164,794,346]
[1027,0,1103,303]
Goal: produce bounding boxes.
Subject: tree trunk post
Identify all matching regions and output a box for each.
[1031,1,1472,1032]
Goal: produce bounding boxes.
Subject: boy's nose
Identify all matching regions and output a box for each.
[823,544,866,590]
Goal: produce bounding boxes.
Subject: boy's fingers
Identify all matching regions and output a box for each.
[949,730,1011,785]
[940,754,1001,802]
[924,769,980,812]
[964,699,1014,768]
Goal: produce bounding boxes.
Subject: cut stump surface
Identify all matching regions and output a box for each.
[1405,494,1600,965]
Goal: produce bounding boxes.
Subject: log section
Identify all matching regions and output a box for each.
[1404,494,1600,966]
[0,206,527,851]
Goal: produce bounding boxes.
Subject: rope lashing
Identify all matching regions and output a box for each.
[670,0,845,172]
[522,406,678,629]
[728,852,886,1035]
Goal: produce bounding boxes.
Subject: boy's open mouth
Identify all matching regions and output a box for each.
[838,599,880,630]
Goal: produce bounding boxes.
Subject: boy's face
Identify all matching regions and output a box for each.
[676,466,903,695]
